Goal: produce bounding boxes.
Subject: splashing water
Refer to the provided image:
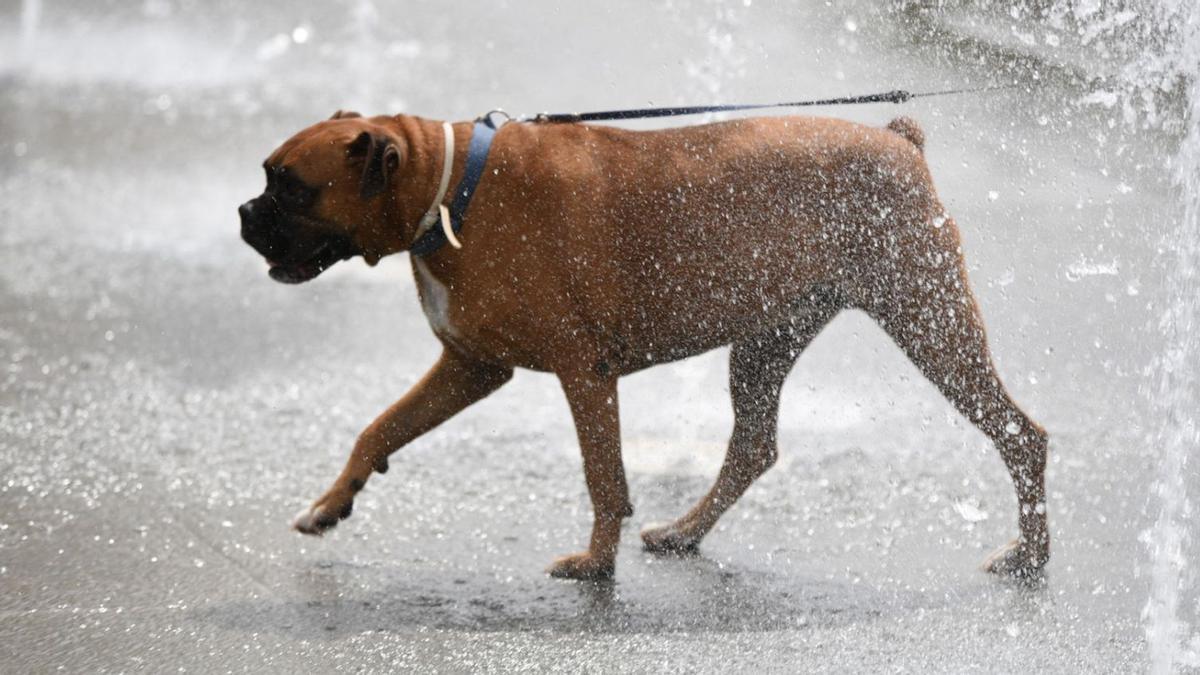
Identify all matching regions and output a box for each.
[1133,1,1200,672]
[667,0,746,121]
[1045,0,1200,666]
[933,0,1200,668]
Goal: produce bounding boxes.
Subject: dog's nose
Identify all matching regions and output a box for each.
[239,201,264,244]
[239,200,269,253]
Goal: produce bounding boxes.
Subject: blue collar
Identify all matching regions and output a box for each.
[408,115,498,257]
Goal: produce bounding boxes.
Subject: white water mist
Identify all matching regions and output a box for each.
[1136,1,1200,672]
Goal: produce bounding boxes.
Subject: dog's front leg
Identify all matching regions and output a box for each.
[292,347,512,535]
[548,369,631,580]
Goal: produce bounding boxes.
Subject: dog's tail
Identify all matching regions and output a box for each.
[886,117,924,153]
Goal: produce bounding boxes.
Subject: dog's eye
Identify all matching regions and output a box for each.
[280,182,316,210]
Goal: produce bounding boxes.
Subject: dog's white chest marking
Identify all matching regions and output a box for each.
[412,257,461,341]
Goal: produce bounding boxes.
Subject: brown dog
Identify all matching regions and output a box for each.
[238,110,1048,581]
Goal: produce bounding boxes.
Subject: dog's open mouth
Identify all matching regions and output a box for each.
[267,238,356,284]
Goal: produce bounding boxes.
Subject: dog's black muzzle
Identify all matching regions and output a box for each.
[239,197,356,284]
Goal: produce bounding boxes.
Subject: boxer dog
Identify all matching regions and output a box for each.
[238,110,1048,581]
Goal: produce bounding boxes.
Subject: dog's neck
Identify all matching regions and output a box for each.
[361,115,469,263]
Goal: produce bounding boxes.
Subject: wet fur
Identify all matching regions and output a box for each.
[252,112,1049,582]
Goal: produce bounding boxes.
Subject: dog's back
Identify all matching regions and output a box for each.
[469,115,945,367]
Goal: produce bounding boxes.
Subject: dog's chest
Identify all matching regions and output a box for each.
[412,258,467,345]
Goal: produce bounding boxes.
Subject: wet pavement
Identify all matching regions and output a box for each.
[0,1,1187,671]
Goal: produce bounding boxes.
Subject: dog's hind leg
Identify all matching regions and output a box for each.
[642,296,841,554]
[858,227,1049,579]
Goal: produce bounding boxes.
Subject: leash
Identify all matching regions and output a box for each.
[409,84,1017,256]
[515,84,1019,124]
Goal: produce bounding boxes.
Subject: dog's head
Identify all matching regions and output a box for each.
[238,110,407,283]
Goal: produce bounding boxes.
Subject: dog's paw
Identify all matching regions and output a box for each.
[547,552,615,581]
[982,539,1046,583]
[291,495,353,536]
[640,522,701,555]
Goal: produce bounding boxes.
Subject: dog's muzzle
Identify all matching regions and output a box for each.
[239,198,356,284]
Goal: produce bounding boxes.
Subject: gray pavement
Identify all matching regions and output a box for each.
[0,1,1186,671]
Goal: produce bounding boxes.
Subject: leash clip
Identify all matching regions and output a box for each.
[530,112,579,124]
[481,109,512,128]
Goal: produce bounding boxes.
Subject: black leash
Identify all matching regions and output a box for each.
[414,83,1018,256]
[517,84,1019,124]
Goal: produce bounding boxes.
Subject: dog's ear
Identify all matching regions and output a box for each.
[330,109,362,120]
[346,131,401,200]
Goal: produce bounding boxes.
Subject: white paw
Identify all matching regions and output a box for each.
[291,504,339,535]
